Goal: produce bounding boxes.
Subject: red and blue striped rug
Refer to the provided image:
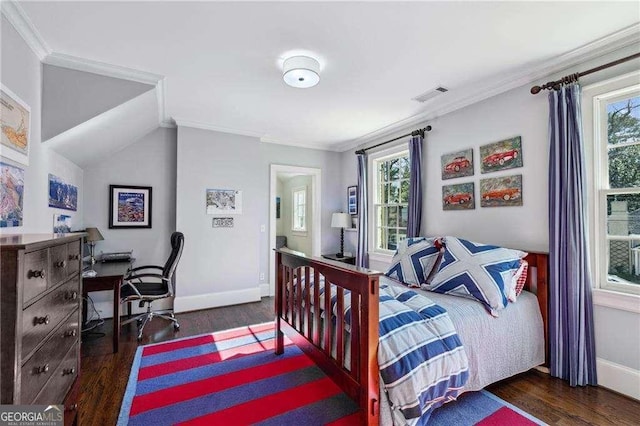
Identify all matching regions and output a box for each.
[118,322,545,425]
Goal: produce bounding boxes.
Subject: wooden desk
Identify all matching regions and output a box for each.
[82,261,131,353]
[321,253,356,265]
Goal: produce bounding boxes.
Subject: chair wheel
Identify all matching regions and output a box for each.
[137,317,143,324]
[173,323,180,330]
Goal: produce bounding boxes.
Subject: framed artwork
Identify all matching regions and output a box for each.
[109,185,152,228]
[276,196,281,219]
[442,182,475,211]
[441,148,473,180]
[480,136,523,173]
[212,217,234,228]
[0,84,31,165]
[480,174,523,207]
[53,214,72,234]
[48,174,78,211]
[206,189,242,215]
[0,161,24,227]
[347,185,358,215]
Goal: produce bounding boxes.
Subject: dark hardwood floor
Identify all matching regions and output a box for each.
[80,297,640,425]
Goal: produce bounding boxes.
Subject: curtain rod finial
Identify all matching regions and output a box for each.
[425,125,432,132]
[531,86,542,95]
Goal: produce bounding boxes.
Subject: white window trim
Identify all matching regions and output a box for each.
[291,186,307,233]
[367,144,410,260]
[584,70,640,304]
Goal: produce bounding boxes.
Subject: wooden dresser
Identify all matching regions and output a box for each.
[1,233,84,426]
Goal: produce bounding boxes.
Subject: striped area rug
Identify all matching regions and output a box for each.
[117,322,360,425]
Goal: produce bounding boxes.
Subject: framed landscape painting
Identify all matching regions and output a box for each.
[0,85,30,165]
[441,148,473,180]
[480,136,523,173]
[109,185,152,228]
[0,161,24,227]
[480,174,523,207]
[48,174,78,211]
[348,185,358,215]
[442,182,475,211]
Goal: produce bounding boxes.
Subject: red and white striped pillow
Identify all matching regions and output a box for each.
[507,259,529,302]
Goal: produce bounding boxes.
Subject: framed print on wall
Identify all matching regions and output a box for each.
[441,148,474,180]
[109,185,152,228]
[206,189,242,215]
[0,161,24,227]
[0,84,31,165]
[347,185,358,215]
[48,174,78,211]
[442,182,475,211]
[480,136,523,173]
[480,174,523,207]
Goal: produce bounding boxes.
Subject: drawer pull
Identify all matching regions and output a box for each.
[62,368,76,376]
[35,364,50,375]
[34,315,50,325]
[55,260,67,268]
[69,254,80,260]
[29,269,46,279]
[66,291,79,301]
[67,403,78,412]
[64,329,77,338]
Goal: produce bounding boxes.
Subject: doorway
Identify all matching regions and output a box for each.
[269,164,322,296]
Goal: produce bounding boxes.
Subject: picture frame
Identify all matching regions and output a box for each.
[276,196,281,219]
[441,148,473,180]
[48,174,78,211]
[442,182,475,211]
[480,174,523,207]
[206,188,243,215]
[347,185,358,215]
[109,185,152,229]
[0,161,24,227]
[0,84,31,165]
[480,136,523,174]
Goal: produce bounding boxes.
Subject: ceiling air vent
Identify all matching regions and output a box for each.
[412,86,449,103]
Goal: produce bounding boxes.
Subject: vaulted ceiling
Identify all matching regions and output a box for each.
[16,1,640,150]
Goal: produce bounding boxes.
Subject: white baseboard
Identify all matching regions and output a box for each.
[87,298,172,320]
[174,287,260,313]
[597,357,640,400]
[260,283,269,297]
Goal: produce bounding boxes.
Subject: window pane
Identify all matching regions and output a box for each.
[387,232,397,252]
[399,206,408,228]
[389,181,400,203]
[389,159,401,181]
[400,180,409,203]
[607,194,640,235]
[379,162,389,183]
[382,183,390,204]
[608,238,640,286]
[378,227,387,250]
[607,96,640,146]
[388,206,398,227]
[608,144,640,188]
[400,157,410,179]
[398,231,407,244]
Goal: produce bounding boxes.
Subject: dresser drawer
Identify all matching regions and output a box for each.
[66,241,82,277]
[23,249,49,304]
[21,313,79,404]
[32,341,79,406]
[49,244,69,287]
[22,279,80,358]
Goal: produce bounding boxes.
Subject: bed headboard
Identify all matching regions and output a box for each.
[522,251,549,366]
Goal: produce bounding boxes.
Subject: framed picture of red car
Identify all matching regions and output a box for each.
[441,148,473,180]
[480,174,522,207]
[442,182,475,211]
[480,136,523,173]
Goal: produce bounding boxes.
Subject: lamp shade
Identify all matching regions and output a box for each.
[331,213,351,229]
[85,227,104,242]
[283,56,320,88]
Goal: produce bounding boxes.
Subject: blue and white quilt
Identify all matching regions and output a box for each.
[297,277,469,424]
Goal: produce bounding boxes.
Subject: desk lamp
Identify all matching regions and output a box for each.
[85,227,104,265]
[331,212,352,258]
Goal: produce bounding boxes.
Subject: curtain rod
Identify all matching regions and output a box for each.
[355,125,432,155]
[530,52,640,94]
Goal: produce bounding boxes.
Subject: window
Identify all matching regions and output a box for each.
[372,149,410,253]
[594,81,640,295]
[292,187,306,232]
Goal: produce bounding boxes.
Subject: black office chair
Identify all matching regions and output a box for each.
[121,232,184,340]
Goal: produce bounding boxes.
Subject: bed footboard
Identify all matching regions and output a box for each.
[275,250,382,425]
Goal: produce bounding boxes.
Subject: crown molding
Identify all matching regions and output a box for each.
[333,23,640,152]
[259,136,341,152]
[174,119,264,139]
[1,0,51,60]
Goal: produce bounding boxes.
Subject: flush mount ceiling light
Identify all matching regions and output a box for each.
[283,55,320,88]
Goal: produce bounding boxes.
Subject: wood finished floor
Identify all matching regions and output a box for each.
[80,297,640,426]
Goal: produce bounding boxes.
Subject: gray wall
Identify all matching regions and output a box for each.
[281,175,313,255]
[0,16,83,234]
[175,126,342,307]
[42,64,153,141]
[82,127,177,316]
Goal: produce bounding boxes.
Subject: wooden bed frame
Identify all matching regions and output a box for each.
[274,249,549,425]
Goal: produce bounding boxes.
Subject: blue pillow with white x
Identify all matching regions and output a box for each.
[427,236,526,316]
[385,237,443,287]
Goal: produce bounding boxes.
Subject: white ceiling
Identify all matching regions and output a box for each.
[17,1,640,150]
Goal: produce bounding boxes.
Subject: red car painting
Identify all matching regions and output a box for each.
[483,149,518,167]
[444,156,471,173]
[444,192,473,205]
[482,187,521,201]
